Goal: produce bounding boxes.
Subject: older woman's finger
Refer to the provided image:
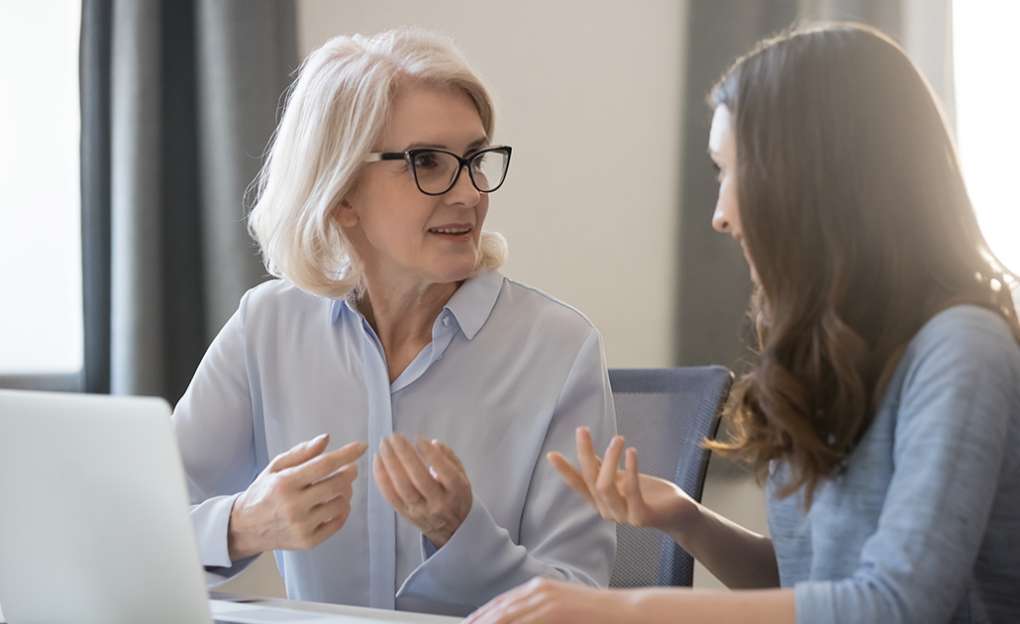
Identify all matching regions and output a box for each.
[289,440,367,486]
[417,438,467,492]
[595,436,628,520]
[388,434,444,500]
[547,452,594,504]
[435,440,467,473]
[378,438,425,506]
[301,463,357,509]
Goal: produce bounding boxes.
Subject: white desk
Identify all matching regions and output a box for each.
[211,597,462,623]
[0,598,462,624]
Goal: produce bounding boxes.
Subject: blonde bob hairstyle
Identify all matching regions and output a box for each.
[248,27,508,299]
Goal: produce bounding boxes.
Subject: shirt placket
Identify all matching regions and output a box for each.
[358,319,397,610]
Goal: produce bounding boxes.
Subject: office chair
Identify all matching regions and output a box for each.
[607,366,734,588]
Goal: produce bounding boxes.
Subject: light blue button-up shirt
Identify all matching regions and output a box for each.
[172,269,617,616]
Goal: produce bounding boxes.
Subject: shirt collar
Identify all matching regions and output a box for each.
[329,270,504,341]
[442,269,504,340]
[330,292,357,324]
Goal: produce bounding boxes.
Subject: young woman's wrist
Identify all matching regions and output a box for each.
[660,497,706,552]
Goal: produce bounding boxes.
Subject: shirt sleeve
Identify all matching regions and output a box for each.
[172,290,259,581]
[794,311,1018,623]
[395,329,618,616]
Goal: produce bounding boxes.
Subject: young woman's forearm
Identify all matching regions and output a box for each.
[620,587,795,624]
[667,502,779,589]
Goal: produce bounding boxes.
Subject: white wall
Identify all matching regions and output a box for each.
[297,0,688,367]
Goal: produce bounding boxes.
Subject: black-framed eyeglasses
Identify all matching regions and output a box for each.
[364,145,512,196]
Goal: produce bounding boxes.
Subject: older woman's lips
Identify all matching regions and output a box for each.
[428,224,474,239]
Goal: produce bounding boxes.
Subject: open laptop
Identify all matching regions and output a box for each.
[0,390,417,624]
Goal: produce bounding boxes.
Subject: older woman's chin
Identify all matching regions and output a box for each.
[425,255,484,285]
[425,233,506,283]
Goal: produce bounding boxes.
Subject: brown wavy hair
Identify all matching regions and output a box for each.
[705,23,1020,507]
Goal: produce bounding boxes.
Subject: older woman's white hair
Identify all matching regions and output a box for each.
[248,27,508,298]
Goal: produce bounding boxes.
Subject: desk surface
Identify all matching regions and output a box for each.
[211,598,462,623]
[0,598,462,624]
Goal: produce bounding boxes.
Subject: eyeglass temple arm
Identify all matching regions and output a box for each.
[363,152,407,163]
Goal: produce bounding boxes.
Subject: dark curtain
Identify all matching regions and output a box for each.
[80,0,297,401]
[674,0,799,370]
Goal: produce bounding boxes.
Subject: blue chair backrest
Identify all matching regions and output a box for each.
[607,366,733,588]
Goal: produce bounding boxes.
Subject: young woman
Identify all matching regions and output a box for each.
[468,23,1020,624]
[172,28,615,616]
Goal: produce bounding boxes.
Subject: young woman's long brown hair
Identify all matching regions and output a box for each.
[706,23,1020,506]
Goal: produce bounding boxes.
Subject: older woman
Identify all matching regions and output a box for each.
[172,28,616,616]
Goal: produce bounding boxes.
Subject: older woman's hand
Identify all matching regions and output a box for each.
[465,577,634,624]
[228,434,367,561]
[374,434,472,548]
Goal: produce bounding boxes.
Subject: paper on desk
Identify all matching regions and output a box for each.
[208,600,464,623]
[210,600,367,622]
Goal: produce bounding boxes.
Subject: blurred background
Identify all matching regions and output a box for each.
[1,0,1016,594]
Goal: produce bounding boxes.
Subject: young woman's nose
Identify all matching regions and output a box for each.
[712,205,730,234]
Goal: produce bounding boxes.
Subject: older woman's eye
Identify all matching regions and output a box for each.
[413,152,441,170]
[470,152,488,172]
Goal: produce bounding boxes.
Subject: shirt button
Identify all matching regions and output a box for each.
[442,317,450,327]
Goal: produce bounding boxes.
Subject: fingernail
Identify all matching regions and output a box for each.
[312,433,328,445]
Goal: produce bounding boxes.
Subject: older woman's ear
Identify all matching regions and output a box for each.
[334,197,360,228]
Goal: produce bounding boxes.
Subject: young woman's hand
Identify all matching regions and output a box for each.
[228,434,367,561]
[465,577,636,624]
[373,434,472,549]
[547,427,700,536]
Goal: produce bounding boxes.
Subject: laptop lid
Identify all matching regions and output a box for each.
[0,390,213,624]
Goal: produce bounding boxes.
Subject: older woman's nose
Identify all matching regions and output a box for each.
[446,167,482,205]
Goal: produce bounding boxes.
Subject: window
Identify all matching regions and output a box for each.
[953,1,1020,280]
[0,1,83,387]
